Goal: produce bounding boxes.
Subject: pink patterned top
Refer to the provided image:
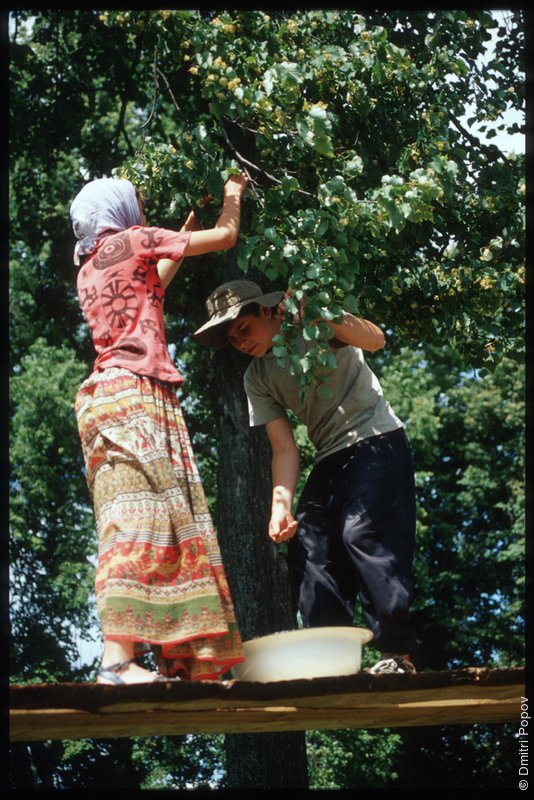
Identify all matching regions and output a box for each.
[77,226,191,384]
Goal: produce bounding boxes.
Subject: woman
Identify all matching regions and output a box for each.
[71,174,247,684]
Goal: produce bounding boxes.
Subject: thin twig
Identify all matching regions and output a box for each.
[157,66,182,115]
[135,46,159,156]
[140,47,160,130]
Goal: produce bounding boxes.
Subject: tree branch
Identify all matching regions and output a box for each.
[449,112,507,164]
[218,116,315,201]
[113,33,143,162]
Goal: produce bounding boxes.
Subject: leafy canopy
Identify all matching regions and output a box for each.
[105,9,524,386]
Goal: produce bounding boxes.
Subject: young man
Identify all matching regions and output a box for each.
[195,280,418,673]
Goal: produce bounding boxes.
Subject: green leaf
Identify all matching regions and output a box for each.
[273,344,288,357]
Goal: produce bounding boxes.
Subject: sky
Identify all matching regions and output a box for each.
[464,9,525,156]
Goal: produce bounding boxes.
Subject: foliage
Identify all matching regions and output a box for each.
[375,347,525,670]
[307,728,403,789]
[9,7,524,790]
[395,723,522,788]
[10,338,97,682]
[131,734,225,789]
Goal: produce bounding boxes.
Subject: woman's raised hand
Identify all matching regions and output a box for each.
[224,173,249,198]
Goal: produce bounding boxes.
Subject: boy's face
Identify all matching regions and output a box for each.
[227,308,280,357]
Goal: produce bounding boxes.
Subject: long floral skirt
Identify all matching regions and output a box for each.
[75,367,244,680]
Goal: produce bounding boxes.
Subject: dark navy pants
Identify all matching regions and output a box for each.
[288,427,418,655]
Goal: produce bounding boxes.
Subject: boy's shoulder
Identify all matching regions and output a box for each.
[244,351,270,383]
[243,347,287,394]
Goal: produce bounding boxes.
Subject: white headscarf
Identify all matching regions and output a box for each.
[70,177,141,265]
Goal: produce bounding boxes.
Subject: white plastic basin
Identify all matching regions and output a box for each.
[232,626,374,682]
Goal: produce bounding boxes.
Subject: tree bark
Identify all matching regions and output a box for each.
[213,344,309,789]
[224,733,309,789]
[213,344,294,638]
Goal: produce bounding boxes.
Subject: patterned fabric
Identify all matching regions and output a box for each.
[75,367,244,680]
[70,177,141,266]
[77,225,191,384]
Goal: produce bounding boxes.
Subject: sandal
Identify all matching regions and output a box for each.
[97,657,180,685]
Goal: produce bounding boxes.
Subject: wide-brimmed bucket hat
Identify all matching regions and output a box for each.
[194,280,284,348]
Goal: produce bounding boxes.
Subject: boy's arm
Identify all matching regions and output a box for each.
[326,313,385,352]
[265,417,300,544]
[277,292,385,352]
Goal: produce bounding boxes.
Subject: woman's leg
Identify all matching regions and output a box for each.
[78,369,242,683]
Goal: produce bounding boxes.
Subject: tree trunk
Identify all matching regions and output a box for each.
[225,733,309,789]
[213,344,294,638]
[213,344,309,789]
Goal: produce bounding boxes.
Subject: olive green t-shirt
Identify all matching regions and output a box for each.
[243,334,403,463]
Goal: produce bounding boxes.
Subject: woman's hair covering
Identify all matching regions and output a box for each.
[70,177,141,265]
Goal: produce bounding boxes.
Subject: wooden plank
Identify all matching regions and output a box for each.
[9,667,525,742]
[10,693,520,741]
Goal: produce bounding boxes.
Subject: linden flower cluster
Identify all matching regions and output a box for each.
[477,274,497,290]
[211,16,236,35]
